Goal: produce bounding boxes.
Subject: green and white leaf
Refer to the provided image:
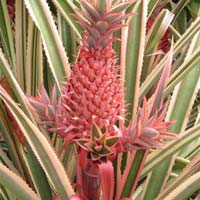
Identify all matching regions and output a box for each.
[0,88,75,200]
[24,0,71,92]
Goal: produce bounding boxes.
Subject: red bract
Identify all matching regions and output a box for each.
[122,98,176,151]
[77,122,119,161]
[121,42,176,150]
[28,85,60,131]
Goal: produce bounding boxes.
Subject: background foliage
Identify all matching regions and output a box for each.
[0,0,200,199]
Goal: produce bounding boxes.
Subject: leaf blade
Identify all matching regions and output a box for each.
[0,88,75,199]
[24,0,71,92]
[0,162,40,200]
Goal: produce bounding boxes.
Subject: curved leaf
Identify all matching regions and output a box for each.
[0,162,40,200]
[140,15,200,99]
[125,0,147,121]
[142,123,200,178]
[156,153,200,199]
[0,49,53,200]
[52,0,82,39]
[24,0,71,92]
[0,1,15,68]
[0,49,33,118]
[0,87,75,200]
[15,0,27,89]
[162,172,200,200]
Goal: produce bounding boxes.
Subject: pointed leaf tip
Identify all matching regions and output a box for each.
[81,1,101,21]
[92,121,102,139]
[150,41,173,116]
[106,136,119,147]
[96,0,107,14]
[109,2,132,14]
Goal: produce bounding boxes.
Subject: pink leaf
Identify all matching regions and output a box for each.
[150,41,173,116]
[99,160,114,200]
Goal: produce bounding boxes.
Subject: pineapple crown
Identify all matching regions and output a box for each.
[74,0,134,48]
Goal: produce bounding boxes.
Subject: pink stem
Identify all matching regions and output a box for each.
[81,169,100,200]
[77,154,100,200]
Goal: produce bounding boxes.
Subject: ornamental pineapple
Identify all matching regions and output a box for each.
[27,1,177,199]
[29,0,175,154]
[56,1,132,139]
